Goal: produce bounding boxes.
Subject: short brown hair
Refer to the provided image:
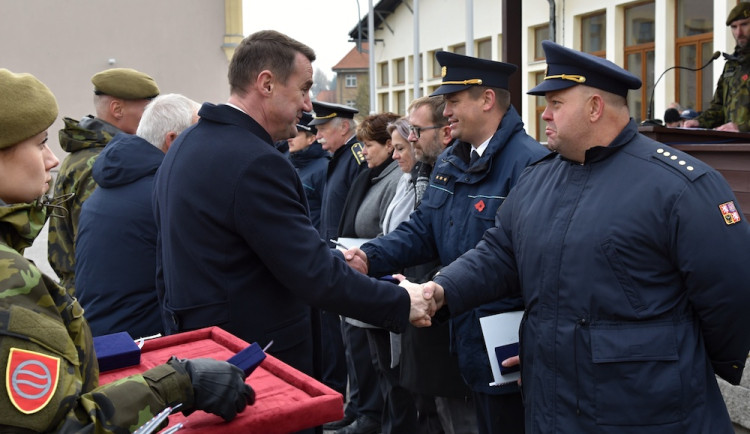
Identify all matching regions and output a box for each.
[408,96,447,127]
[357,112,401,144]
[467,86,511,111]
[228,30,316,96]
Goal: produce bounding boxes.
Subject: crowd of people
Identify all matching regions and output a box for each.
[2,7,750,433]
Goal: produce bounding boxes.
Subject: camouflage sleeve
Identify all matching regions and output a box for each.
[56,363,194,434]
[695,67,727,129]
[48,153,98,296]
[0,245,194,434]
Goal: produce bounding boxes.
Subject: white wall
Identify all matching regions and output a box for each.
[0,0,231,165]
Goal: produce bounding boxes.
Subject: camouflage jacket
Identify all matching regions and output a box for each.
[695,45,750,131]
[1,199,193,433]
[48,117,120,296]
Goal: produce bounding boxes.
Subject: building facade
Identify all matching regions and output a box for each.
[351,0,737,143]
[332,43,370,114]
[0,0,242,163]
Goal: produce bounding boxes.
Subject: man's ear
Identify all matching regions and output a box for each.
[440,125,452,146]
[256,70,274,96]
[110,98,124,119]
[589,94,605,122]
[162,131,178,153]
[482,89,496,111]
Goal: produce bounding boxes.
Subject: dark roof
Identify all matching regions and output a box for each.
[348,0,401,42]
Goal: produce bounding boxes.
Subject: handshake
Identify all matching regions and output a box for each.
[343,247,445,327]
[400,279,446,327]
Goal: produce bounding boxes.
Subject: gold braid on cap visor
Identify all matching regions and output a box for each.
[544,74,586,83]
[314,112,338,120]
[440,79,483,85]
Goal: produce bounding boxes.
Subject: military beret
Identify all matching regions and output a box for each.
[727,2,750,25]
[91,68,159,100]
[430,51,517,96]
[310,101,358,126]
[528,40,641,98]
[297,112,317,134]
[0,69,58,149]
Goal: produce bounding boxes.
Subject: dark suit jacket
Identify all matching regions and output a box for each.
[153,103,410,376]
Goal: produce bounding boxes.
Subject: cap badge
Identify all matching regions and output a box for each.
[441,66,447,78]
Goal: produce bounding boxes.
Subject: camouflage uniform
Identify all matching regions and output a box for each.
[1,198,193,433]
[694,45,750,131]
[48,116,119,295]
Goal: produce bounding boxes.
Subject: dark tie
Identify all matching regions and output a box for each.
[470,150,479,166]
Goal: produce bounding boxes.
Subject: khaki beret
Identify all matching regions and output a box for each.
[0,69,58,149]
[91,68,159,100]
[727,2,750,25]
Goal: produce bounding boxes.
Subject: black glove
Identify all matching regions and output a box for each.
[169,357,255,421]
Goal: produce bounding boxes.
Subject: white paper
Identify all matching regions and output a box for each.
[479,310,524,386]
[332,237,372,250]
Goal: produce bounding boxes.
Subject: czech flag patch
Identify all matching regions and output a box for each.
[6,348,60,414]
[719,201,742,225]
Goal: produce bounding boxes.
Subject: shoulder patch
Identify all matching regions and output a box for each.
[651,147,706,181]
[351,142,365,165]
[719,201,742,225]
[6,348,60,414]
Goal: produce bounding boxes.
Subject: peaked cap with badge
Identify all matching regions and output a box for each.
[430,51,518,96]
[91,68,159,100]
[309,101,358,126]
[296,111,317,135]
[528,40,641,98]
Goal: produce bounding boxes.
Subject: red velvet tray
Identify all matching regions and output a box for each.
[99,327,343,433]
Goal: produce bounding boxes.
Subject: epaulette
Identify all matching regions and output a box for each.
[651,146,706,182]
[350,141,365,165]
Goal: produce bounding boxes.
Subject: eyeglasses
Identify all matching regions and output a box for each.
[408,124,441,139]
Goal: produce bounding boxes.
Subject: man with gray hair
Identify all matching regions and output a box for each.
[75,93,200,338]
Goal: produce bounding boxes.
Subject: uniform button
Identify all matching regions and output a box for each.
[663,151,671,157]
[687,166,694,171]
[671,155,678,160]
[679,160,686,165]
[657,148,664,153]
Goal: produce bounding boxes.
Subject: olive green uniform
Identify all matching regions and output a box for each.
[694,45,750,132]
[2,199,193,433]
[48,116,119,295]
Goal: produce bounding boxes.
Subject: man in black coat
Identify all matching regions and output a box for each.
[153,30,431,391]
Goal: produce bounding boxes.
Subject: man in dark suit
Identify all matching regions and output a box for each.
[152,30,431,385]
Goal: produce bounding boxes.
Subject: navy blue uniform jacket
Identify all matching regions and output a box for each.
[319,136,365,245]
[362,106,550,394]
[153,103,410,376]
[75,133,164,339]
[436,120,750,433]
[290,141,329,237]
